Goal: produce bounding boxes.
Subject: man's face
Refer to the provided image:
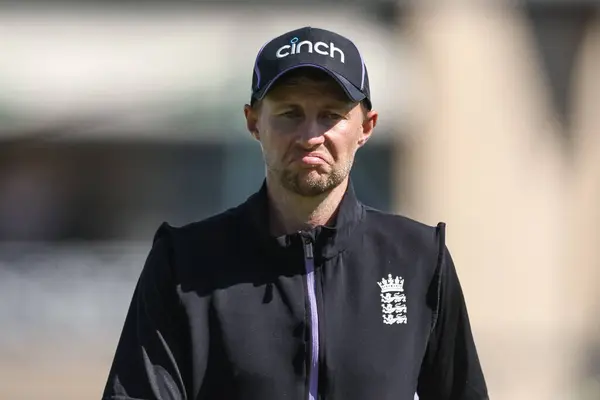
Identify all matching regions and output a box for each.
[244,70,378,197]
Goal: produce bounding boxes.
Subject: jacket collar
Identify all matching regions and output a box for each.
[242,179,365,260]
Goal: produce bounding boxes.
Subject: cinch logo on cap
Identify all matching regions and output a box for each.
[275,36,345,63]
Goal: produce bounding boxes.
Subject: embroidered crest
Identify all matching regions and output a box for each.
[378,274,407,325]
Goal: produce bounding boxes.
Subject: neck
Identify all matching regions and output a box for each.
[266,175,349,236]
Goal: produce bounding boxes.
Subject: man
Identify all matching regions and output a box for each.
[102,27,488,400]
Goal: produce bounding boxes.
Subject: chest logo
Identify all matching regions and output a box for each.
[378,274,407,325]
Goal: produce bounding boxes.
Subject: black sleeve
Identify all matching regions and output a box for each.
[417,223,489,400]
[102,224,192,400]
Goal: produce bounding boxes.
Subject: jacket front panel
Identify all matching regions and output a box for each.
[182,208,441,400]
[212,246,311,400]
[175,222,314,400]
[315,214,439,400]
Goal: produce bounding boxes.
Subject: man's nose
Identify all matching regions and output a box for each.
[297,117,325,148]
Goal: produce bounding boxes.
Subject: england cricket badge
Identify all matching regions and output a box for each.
[378,274,408,325]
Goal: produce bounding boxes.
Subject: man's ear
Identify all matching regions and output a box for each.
[244,104,260,140]
[358,109,378,147]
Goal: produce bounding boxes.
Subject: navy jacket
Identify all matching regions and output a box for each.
[103,181,488,400]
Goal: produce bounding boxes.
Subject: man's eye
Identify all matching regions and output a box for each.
[324,113,343,120]
[280,110,300,118]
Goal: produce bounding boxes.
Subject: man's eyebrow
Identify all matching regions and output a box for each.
[322,102,355,111]
[270,101,300,109]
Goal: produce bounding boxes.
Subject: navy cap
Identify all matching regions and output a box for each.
[251,27,371,109]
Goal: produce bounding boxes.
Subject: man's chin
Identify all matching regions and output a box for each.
[284,177,335,198]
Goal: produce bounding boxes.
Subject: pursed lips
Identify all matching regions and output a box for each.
[306,152,329,161]
[294,152,330,165]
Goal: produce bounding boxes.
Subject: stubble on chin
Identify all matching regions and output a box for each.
[279,166,349,198]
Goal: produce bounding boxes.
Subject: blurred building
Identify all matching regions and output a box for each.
[0,1,599,399]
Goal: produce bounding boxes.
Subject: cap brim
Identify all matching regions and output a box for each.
[253,64,366,105]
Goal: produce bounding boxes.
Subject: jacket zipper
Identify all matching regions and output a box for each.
[302,235,319,400]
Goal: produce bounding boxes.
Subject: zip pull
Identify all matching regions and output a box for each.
[303,237,314,259]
